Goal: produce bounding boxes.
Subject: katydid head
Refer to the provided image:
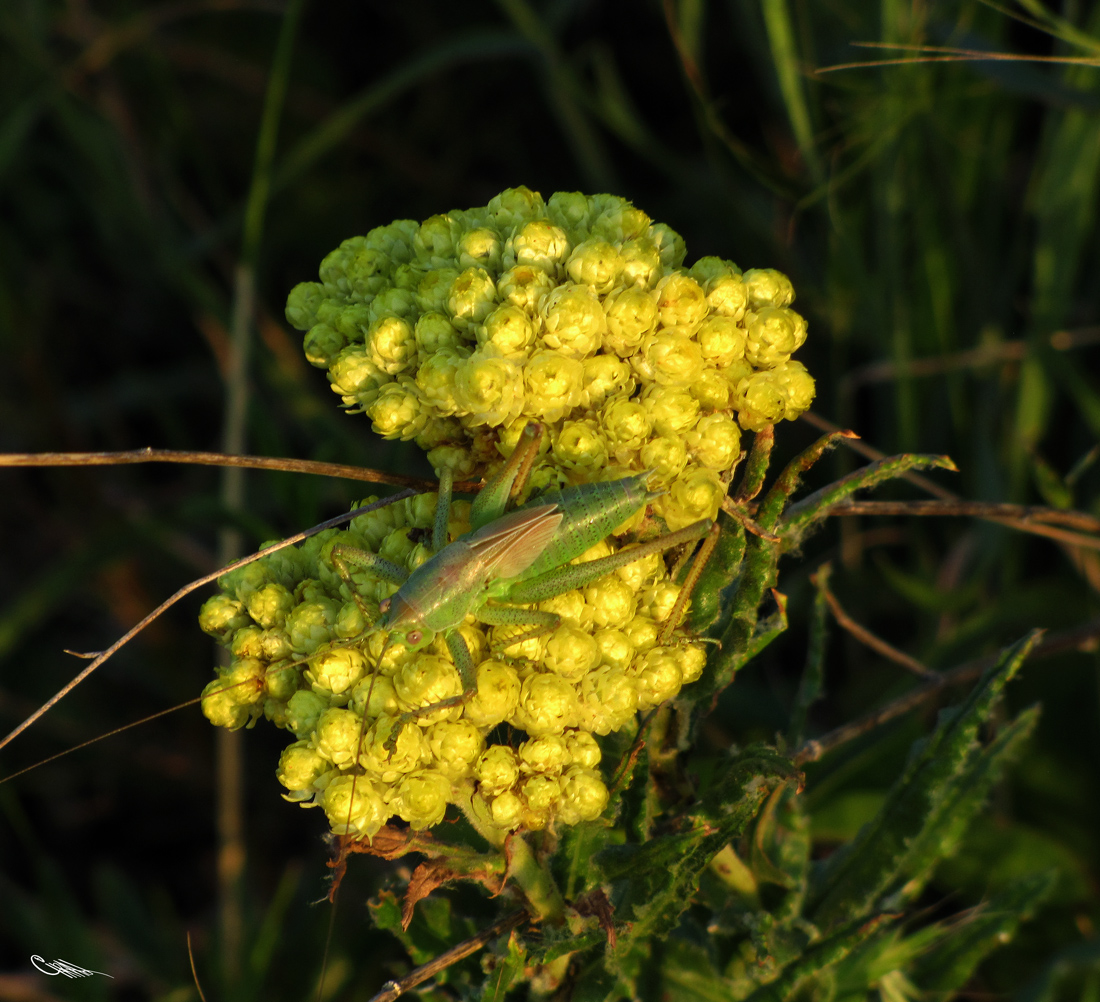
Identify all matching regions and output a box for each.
[377,593,437,651]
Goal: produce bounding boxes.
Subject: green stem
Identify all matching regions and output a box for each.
[507,835,567,924]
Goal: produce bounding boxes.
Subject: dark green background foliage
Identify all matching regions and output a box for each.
[0,1,1098,999]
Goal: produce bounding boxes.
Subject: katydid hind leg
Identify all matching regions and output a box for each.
[329,544,408,626]
[477,603,561,653]
[432,466,453,552]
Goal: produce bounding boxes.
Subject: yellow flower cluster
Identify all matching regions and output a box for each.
[285,187,814,528]
[199,490,706,838]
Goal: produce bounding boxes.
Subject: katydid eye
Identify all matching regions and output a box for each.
[379,598,391,613]
[407,629,423,645]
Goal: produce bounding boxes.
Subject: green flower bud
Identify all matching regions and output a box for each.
[734,369,790,432]
[457,227,503,272]
[513,673,580,735]
[307,647,368,699]
[231,626,265,660]
[648,222,686,270]
[742,268,795,309]
[635,332,706,386]
[745,307,803,369]
[580,354,634,411]
[321,774,389,838]
[318,240,357,297]
[415,268,460,315]
[366,631,419,675]
[415,312,463,357]
[541,283,606,359]
[488,790,524,829]
[559,766,609,824]
[476,305,537,359]
[198,594,252,643]
[428,444,479,478]
[224,657,269,705]
[673,643,707,684]
[328,345,389,413]
[219,559,271,602]
[565,239,623,295]
[265,659,300,700]
[639,434,689,487]
[351,497,406,544]
[583,575,638,630]
[368,316,417,375]
[655,465,725,531]
[617,237,663,290]
[476,745,521,795]
[690,256,740,287]
[313,707,365,768]
[201,677,254,730]
[641,384,700,437]
[427,720,484,779]
[634,648,684,709]
[548,190,593,239]
[245,583,295,629]
[706,273,749,321]
[454,351,524,427]
[285,598,341,654]
[603,286,659,356]
[691,367,734,412]
[622,614,660,654]
[378,527,414,568]
[416,347,471,416]
[593,628,635,671]
[416,416,465,453]
[497,265,556,316]
[359,715,431,782]
[552,419,609,474]
[518,734,570,775]
[347,247,393,300]
[601,395,653,459]
[772,359,816,419]
[696,316,747,368]
[286,281,326,331]
[506,220,571,275]
[367,379,430,441]
[542,625,601,680]
[368,287,418,325]
[394,655,463,724]
[565,729,602,769]
[489,185,546,228]
[315,298,344,327]
[577,665,638,735]
[351,673,400,719]
[414,213,461,267]
[277,740,331,801]
[448,267,498,331]
[304,324,347,369]
[655,273,709,329]
[366,219,418,264]
[539,589,592,630]
[394,768,451,830]
[286,688,329,737]
[523,350,584,422]
[685,413,742,472]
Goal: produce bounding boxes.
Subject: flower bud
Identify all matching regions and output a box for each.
[476,305,537,359]
[277,741,331,801]
[199,594,252,643]
[286,688,329,737]
[286,281,326,331]
[622,614,660,654]
[359,715,431,782]
[603,286,659,356]
[488,790,524,829]
[463,659,521,728]
[539,590,591,630]
[322,774,389,838]
[696,316,747,368]
[230,626,265,660]
[706,273,749,320]
[427,720,484,779]
[565,239,623,294]
[448,267,499,332]
[564,729,602,769]
[308,647,368,699]
[541,283,606,358]
[453,351,524,427]
[286,598,341,654]
[313,707,366,768]
[265,660,299,700]
[201,677,254,730]
[690,368,734,412]
[304,324,346,369]
[542,625,601,680]
[488,185,546,230]
[614,549,662,592]
[558,767,609,824]
[518,734,570,775]
[368,287,418,325]
[634,648,684,709]
[497,265,556,316]
[742,268,795,309]
[745,307,802,369]
[639,435,689,487]
[655,273,708,329]
[673,643,707,684]
[580,354,634,412]
[583,575,638,630]
[368,316,417,375]
[351,673,400,718]
[348,248,394,299]
[416,347,471,416]
[328,345,389,413]
[394,655,463,724]
[507,220,571,275]
[548,190,593,238]
[772,359,816,419]
[690,256,739,287]
[477,745,521,796]
[552,419,609,474]
[415,213,461,267]
[593,628,635,671]
[512,673,580,735]
[655,465,724,530]
[246,583,295,629]
[734,369,790,432]
[635,333,705,386]
[685,414,742,471]
[577,665,638,735]
[647,223,686,269]
[617,237,662,289]
[394,769,451,829]
[414,312,463,356]
[521,774,561,818]
[457,227,503,272]
[591,201,651,243]
[523,350,583,422]
[414,268,459,315]
[428,444,479,478]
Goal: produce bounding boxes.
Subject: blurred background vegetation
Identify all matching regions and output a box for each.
[0,0,1098,999]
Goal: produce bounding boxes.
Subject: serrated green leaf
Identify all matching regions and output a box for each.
[806,633,1038,928]
[479,930,526,1002]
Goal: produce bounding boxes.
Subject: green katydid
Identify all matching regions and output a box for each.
[329,422,716,724]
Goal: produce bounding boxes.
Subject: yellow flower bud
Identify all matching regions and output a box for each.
[498,265,556,316]
[367,378,430,441]
[523,350,584,422]
[463,659,522,728]
[328,345,389,413]
[477,745,520,796]
[198,594,251,642]
[593,628,636,671]
[394,655,463,724]
[580,354,635,412]
[655,272,708,328]
[615,548,662,592]
[552,418,609,474]
[414,268,460,315]
[639,581,683,623]
[564,729,602,769]
[558,767,609,824]
[448,267,499,332]
[488,790,524,829]
[351,673,400,719]
[322,774,389,838]
[583,575,638,630]
[368,286,418,325]
[453,351,525,427]
[518,734,570,775]
[414,312,463,356]
[457,227,503,272]
[633,648,684,709]
[539,589,591,630]
[635,332,706,386]
[734,369,790,432]
[201,677,255,730]
[513,673,580,735]
[304,323,346,369]
[641,384,700,437]
[307,647,368,699]
[541,283,606,358]
[566,239,624,294]
[706,273,749,321]
[277,740,331,801]
[393,769,451,830]
[617,237,663,289]
[742,268,795,309]
[745,307,803,369]
[286,688,328,736]
[673,643,707,684]
[647,223,686,270]
[696,316,747,368]
[691,367,734,411]
[487,185,546,230]
[313,707,365,768]
[577,665,638,735]
[428,444,479,478]
[521,774,562,816]
[427,720,485,779]
[685,413,742,472]
[622,614,661,654]
[477,305,537,359]
[542,625,601,680]
[507,219,571,275]
[771,359,816,419]
[639,434,689,487]
[359,715,431,783]
[603,286,659,356]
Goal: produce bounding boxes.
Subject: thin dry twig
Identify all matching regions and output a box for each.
[721,499,782,542]
[186,931,209,1002]
[367,910,528,1002]
[793,616,1100,764]
[0,448,480,491]
[824,500,1100,535]
[815,573,938,681]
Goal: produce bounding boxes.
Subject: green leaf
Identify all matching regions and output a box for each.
[806,632,1038,928]
[479,930,527,1001]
